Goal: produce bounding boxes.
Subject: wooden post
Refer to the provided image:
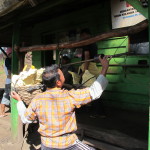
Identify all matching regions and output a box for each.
[11,22,23,145]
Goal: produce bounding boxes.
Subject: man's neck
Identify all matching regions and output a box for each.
[47,86,61,90]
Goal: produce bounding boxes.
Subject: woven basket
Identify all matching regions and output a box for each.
[15,84,43,105]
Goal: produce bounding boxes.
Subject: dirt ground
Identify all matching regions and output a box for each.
[0,109,41,150]
[0,62,40,149]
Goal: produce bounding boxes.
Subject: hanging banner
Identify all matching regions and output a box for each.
[111,0,146,29]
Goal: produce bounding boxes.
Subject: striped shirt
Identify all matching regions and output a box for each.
[17,75,108,149]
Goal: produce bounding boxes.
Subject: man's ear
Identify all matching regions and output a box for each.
[56,80,61,87]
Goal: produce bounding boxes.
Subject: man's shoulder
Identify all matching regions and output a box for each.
[32,89,69,100]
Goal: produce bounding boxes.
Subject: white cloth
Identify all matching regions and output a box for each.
[89,75,108,100]
[17,101,32,124]
[17,74,108,124]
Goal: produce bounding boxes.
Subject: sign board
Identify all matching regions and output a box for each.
[111,0,146,29]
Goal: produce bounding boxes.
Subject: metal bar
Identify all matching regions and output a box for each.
[97,64,149,67]
[61,58,95,67]
[61,52,129,67]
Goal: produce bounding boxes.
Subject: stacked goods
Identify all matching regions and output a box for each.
[69,62,98,87]
[12,68,44,105]
[68,70,96,87]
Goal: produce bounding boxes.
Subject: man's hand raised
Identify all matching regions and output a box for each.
[11,91,22,101]
[99,55,111,76]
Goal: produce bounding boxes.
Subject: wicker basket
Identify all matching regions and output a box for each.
[15,84,43,105]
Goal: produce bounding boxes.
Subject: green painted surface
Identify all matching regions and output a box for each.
[11,98,18,138]
[125,0,148,19]
[98,37,128,48]
[107,82,148,95]
[32,51,42,68]
[97,36,149,111]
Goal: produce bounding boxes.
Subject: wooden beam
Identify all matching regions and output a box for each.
[19,20,148,52]
[77,123,147,149]
[82,137,126,150]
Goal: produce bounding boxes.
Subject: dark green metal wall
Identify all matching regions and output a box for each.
[98,37,149,111]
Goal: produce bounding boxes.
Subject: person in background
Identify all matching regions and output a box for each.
[61,55,74,85]
[11,55,110,150]
[0,47,12,117]
[79,28,99,77]
[80,28,107,118]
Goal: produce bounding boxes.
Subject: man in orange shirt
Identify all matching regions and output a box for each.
[11,55,110,150]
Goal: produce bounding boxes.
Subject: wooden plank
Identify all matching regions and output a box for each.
[82,137,126,150]
[123,74,150,83]
[106,74,150,84]
[106,83,149,95]
[106,74,123,83]
[110,57,149,65]
[126,67,149,74]
[98,48,127,55]
[102,100,148,112]
[77,123,147,149]
[0,0,27,16]
[102,91,149,105]
[98,66,148,74]
[98,36,128,48]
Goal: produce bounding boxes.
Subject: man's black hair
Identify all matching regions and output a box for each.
[42,64,60,88]
[80,28,91,35]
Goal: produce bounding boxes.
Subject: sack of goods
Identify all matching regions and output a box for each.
[12,68,45,105]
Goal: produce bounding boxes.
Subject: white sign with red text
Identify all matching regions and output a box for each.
[111,0,146,29]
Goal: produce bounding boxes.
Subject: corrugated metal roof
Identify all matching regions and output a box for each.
[0,0,27,16]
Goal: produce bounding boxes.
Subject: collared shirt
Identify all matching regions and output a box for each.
[17,75,108,149]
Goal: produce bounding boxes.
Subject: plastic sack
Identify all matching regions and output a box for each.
[35,68,45,83]
[68,71,81,84]
[80,62,100,77]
